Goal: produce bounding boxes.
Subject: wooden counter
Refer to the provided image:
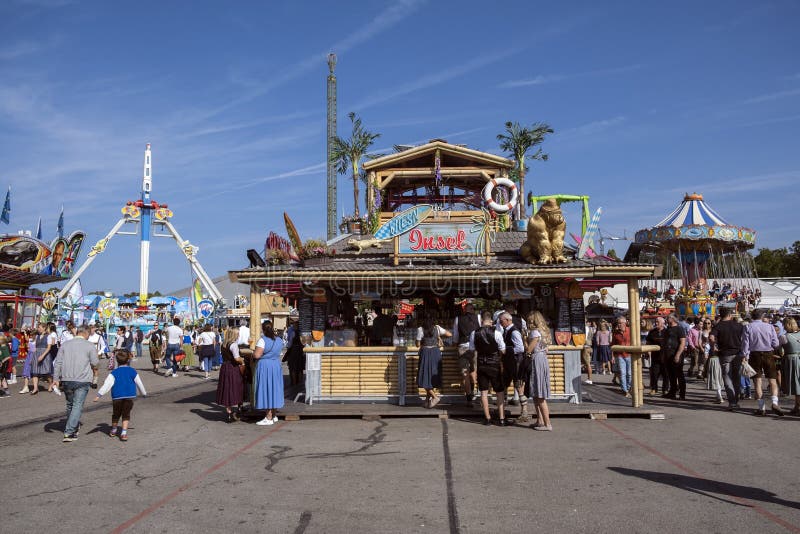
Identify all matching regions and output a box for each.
[303,345,583,405]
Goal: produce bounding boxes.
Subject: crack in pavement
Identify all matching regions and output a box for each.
[264,420,397,472]
[24,482,91,499]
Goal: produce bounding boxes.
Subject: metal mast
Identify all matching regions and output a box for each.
[326,53,338,240]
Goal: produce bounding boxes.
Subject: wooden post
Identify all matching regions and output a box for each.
[628,277,642,407]
[249,283,261,349]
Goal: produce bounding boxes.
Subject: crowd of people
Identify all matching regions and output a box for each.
[581,308,800,416]
[418,305,553,430]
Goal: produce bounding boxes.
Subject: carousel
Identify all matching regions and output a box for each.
[630,193,757,317]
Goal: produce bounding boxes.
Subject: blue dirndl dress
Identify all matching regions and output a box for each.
[254,335,285,410]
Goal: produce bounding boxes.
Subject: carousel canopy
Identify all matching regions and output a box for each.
[634,193,755,251]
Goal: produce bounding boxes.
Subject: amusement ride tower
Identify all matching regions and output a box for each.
[58,144,223,307]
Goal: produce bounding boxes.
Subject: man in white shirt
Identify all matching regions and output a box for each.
[237,321,251,347]
[59,321,76,346]
[164,318,184,377]
[470,318,507,426]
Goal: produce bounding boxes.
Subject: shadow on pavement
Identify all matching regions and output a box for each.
[608,467,800,510]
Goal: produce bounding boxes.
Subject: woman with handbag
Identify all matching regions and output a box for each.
[253,322,285,426]
[196,325,217,380]
[415,316,452,408]
[216,327,244,422]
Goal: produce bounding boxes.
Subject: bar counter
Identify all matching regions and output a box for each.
[303,345,583,405]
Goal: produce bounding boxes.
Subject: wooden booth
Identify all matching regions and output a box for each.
[230,141,657,407]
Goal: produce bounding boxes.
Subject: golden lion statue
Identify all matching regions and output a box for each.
[519,198,567,264]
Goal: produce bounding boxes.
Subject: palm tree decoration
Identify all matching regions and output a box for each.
[497,121,553,219]
[330,112,381,219]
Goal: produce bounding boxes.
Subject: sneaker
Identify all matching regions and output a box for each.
[172,372,179,378]
[19,386,29,394]
[771,404,784,417]
[52,385,61,396]
[165,369,173,377]
[533,425,553,431]
[583,380,593,385]
[255,417,274,426]
[0,390,8,398]
[8,377,17,384]
[62,433,78,443]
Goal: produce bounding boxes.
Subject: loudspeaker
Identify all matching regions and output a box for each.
[247,249,266,268]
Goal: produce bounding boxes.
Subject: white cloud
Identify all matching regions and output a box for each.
[741,87,800,105]
[0,41,42,60]
[558,116,627,139]
[497,64,642,89]
[353,48,521,111]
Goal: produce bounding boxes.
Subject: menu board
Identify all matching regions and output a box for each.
[556,297,571,331]
[570,298,586,334]
[298,297,313,333]
[312,302,327,331]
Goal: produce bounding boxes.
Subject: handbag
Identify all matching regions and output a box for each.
[740,359,757,378]
[175,351,186,363]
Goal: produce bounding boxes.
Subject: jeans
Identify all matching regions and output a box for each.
[667,356,686,398]
[649,354,667,393]
[202,356,213,373]
[135,342,142,359]
[617,356,631,392]
[62,381,90,435]
[720,354,742,406]
[165,343,181,373]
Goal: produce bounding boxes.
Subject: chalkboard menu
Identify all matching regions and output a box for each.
[570,298,586,334]
[556,297,571,331]
[298,297,313,333]
[312,302,327,331]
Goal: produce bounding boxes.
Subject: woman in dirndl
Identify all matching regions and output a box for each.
[780,317,800,415]
[253,322,285,426]
[416,316,452,408]
[30,323,57,395]
[216,327,244,422]
[526,311,552,431]
[593,320,613,375]
[182,328,197,371]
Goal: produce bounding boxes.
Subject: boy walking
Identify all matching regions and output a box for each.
[94,349,147,441]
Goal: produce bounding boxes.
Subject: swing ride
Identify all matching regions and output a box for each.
[57,144,223,326]
[632,193,758,317]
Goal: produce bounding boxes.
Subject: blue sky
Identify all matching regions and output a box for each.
[1,0,799,294]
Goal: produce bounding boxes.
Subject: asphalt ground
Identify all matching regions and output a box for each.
[1,355,799,533]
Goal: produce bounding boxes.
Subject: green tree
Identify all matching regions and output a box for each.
[497,121,553,219]
[330,112,381,219]
[754,246,790,277]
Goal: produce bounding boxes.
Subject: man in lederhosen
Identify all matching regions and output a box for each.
[499,312,528,419]
[452,304,481,406]
[470,317,507,426]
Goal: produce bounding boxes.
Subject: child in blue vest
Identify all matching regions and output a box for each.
[94,349,147,441]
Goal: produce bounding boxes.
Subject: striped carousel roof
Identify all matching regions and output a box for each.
[654,193,730,228]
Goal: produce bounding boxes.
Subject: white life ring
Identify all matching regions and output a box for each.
[482,177,518,214]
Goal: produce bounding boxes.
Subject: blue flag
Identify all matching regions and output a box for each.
[0,187,10,224]
[36,217,42,240]
[57,207,64,237]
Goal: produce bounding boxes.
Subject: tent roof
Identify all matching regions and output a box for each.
[653,193,730,228]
